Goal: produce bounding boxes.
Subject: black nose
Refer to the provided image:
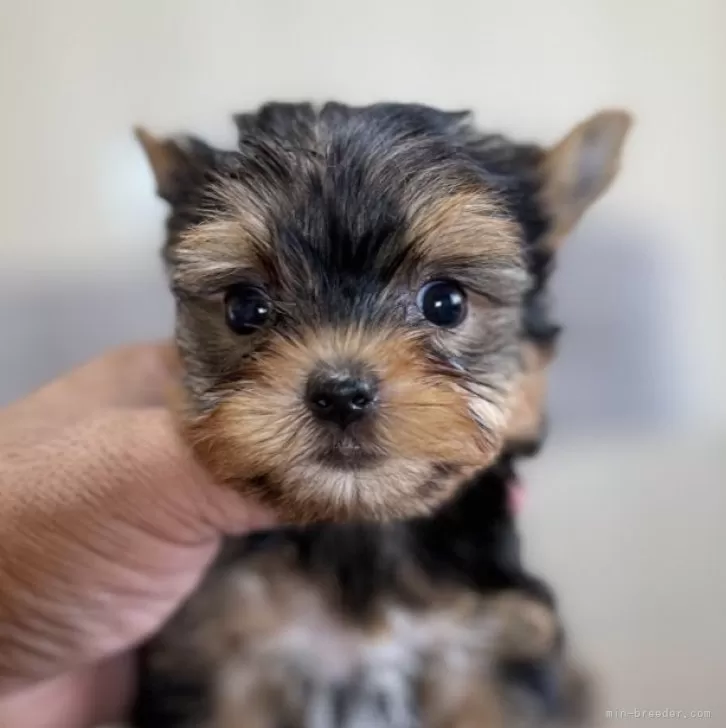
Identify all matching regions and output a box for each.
[306,370,378,428]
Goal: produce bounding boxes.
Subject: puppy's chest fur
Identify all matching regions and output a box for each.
[138,555,506,728]
[198,566,497,728]
[133,475,591,728]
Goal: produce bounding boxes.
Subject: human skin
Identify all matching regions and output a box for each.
[0,343,274,727]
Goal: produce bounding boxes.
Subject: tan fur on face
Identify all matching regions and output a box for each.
[408,190,521,267]
[170,220,263,294]
[166,175,281,295]
[184,327,503,521]
[504,342,554,444]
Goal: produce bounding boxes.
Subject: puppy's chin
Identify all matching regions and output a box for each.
[313,442,383,470]
[252,458,485,522]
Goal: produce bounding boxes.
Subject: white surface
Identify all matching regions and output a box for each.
[521,433,726,726]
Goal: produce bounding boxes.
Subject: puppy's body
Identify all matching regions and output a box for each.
[132,460,591,728]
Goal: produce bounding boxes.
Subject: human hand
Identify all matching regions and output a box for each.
[0,343,274,727]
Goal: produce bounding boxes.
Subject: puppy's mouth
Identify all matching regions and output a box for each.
[314,438,383,470]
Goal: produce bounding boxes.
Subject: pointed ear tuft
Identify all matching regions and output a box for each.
[134,127,215,203]
[540,109,633,247]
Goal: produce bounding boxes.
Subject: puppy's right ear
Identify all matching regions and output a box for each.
[134,127,215,204]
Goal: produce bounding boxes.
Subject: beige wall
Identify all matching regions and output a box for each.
[0,0,724,428]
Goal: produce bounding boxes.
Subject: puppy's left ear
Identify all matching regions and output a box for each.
[540,109,633,248]
[134,127,216,204]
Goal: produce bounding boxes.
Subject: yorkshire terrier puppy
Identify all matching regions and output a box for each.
[136,102,630,521]
[130,102,632,727]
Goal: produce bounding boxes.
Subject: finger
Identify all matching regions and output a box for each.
[0,654,134,728]
[50,341,180,409]
[0,342,179,448]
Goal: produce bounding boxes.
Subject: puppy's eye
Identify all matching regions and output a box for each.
[417,280,467,328]
[224,285,272,335]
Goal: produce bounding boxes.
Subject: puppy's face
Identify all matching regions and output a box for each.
[137,103,630,521]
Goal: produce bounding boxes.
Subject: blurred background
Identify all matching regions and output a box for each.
[1,1,724,724]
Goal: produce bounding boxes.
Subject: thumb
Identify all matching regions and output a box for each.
[0,407,272,687]
[80,406,276,542]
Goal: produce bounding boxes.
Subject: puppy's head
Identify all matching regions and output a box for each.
[137,103,630,521]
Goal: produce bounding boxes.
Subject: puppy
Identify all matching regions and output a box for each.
[136,102,630,521]
[131,103,632,727]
